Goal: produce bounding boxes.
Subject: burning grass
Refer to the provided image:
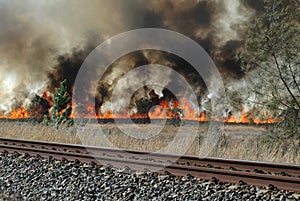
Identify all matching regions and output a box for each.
[0,96,283,125]
[0,121,299,164]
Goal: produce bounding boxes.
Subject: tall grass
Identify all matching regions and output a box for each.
[0,121,299,164]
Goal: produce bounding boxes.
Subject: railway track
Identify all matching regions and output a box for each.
[0,137,299,192]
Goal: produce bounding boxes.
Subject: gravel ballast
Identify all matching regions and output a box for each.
[0,152,299,200]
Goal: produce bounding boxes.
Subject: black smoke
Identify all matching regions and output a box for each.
[0,0,266,115]
[42,0,261,115]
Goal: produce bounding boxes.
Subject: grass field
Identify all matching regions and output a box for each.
[0,121,299,164]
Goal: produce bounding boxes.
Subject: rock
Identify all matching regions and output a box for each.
[292,193,300,200]
[0,151,297,200]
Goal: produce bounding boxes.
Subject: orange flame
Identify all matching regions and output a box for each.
[72,98,209,122]
[0,108,29,119]
[0,96,283,124]
[43,90,53,106]
[224,107,283,124]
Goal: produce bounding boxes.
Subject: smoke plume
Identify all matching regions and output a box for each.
[0,0,262,115]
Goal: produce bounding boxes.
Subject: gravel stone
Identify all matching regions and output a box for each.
[0,152,299,200]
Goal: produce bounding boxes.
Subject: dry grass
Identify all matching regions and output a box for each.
[0,121,299,164]
[0,121,81,144]
[210,139,300,164]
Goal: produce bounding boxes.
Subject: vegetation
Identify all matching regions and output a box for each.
[49,79,73,129]
[169,107,184,127]
[237,0,300,148]
[1,121,299,163]
[28,95,50,123]
[136,98,152,123]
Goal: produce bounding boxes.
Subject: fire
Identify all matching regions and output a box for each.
[0,101,282,124]
[225,107,250,123]
[43,90,53,106]
[0,108,29,119]
[70,98,208,121]
[224,107,283,124]
[0,91,282,124]
[253,116,281,124]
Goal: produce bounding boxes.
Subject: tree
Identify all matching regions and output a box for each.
[136,98,152,123]
[28,95,50,123]
[237,0,300,146]
[50,79,73,129]
[169,107,184,127]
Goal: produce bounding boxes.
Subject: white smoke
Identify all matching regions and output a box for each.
[0,0,259,115]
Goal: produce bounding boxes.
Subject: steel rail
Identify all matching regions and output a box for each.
[0,137,299,192]
[0,137,299,176]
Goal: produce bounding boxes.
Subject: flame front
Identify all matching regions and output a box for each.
[224,107,283,124]
[0,96,282,124]
[70,99,281,124]
[0,108,29,119]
